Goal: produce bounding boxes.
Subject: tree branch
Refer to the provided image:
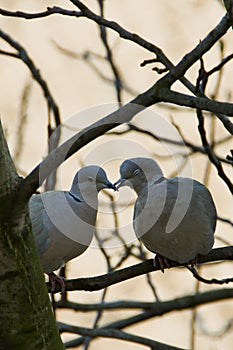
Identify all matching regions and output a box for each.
[58,322,187,350]
[158,89,233,121]
[218,216,233,227]
[55,288,233,313]
[187,265,233,285]
[160,13,231,87]
[108,122,231,164]
[19,80,233,203]
[2,4,232,206]
[196,109,233,193]
[47,246,233,293]
[59,288,233,348]
[0,3,195,92]
[0,29,60,127]
[0,6,83,20]
[97,0,123,104]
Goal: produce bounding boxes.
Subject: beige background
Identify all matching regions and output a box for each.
[1,1,233,349]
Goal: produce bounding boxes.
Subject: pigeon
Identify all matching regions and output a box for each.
[114,157,216,271]
[29,165,116,292]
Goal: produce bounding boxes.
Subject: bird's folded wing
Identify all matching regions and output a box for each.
[29,194,51,256]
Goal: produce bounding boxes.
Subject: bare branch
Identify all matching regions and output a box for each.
[55,288,233,313]
[0,29,60,127]
[61,288,233,348]
[0,6,83,20]
[187,265,233,285]
[196,109,233,193]
[97,287,233,332]
[2,3,231,98]
[158,89,233,121]
[58,322,187,350]
[0,49,19,58]
[226,149,233,164]
[19,102,145,200]
[140,58,161,67]
[160,14,231,87]
[0,28,63,192]
[97,0,123,104]
[108,122,231,164]
[1,3,233,349]
[0,3,195,96]
[209,53,233,76]
[47,246,233,293]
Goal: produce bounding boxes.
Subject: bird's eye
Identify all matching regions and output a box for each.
[88,176,94,182]
[133,169,140,176]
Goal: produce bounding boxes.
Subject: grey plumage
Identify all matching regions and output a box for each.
[115,157,216,265]
[29,165,115,289]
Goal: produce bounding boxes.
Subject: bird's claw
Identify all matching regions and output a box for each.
[48,272,66,294]
[153,254,171,273]
[189,256,198,267]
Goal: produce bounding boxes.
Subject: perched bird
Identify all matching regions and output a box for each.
[29,165,116,292]
[115,157,216,271]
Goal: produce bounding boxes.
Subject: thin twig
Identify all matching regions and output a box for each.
[108,122,231,164]
[217,216,233,227]
[186,265,233,285]
[0,29,60,127]
[97,0,123,104]
[196,109,233,193]
[0,6,84,20]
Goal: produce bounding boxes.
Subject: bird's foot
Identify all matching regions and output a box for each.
[48,272,66,294]
[153,254,171,273]
[189,256,198,267]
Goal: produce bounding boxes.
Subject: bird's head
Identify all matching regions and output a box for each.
[70,165,116,197]
[114,157,164,194]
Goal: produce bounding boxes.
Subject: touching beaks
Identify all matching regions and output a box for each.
[113,178,126,190]
[106,181,118,191]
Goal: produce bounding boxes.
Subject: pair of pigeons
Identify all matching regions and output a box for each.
[29,157,217,292]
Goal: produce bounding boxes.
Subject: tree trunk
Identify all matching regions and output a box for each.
[0,120,64,349]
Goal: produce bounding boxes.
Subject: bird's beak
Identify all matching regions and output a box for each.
[114,178,127,190]
[105,181,117,191]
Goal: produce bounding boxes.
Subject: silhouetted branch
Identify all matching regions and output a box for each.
[196,109,233,193]
[217,216,233,227]
[53,41,136,96]
[47,246,233,293]
[108,123,231,164]
[187,265,233,285]
[60,288,233,348]
[0,29,60,127]
[58,322,187,350]
[97,0,123,104]
[55,288,233,313]
[158,88,233,120]
[0,6,83,20]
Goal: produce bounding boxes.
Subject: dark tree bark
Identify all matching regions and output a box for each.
[0,121,64,349]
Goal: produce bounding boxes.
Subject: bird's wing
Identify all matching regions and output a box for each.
[29,194,51,256]
[133,177,216,263]
[29,191,97,273]
[133,179,171,240]
[192,180,217,233]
